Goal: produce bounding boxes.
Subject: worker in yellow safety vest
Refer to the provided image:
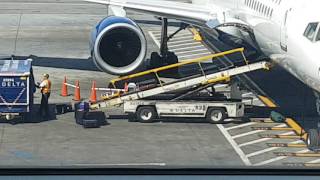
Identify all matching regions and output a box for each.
[36,73,51,118]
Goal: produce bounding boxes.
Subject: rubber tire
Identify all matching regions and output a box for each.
[136,106,157,123]
[206,108,227,124]
[307,129,320,150]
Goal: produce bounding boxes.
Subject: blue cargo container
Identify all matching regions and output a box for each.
[0,58,35,120]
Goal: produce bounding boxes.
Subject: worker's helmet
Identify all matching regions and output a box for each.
[43,73,49,78]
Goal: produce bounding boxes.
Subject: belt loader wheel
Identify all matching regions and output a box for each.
[136,106,157,123]
[206,108,227,124]
[307,129,320,150]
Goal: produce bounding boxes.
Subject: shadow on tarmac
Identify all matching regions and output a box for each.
[200,29,320,131]
[30,56,100,71]
[247,65,319,131]
[0,104,58,124]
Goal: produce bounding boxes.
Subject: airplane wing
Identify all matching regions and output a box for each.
[84,0,229,28]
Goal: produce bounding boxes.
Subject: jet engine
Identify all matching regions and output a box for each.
[90,16,147,75]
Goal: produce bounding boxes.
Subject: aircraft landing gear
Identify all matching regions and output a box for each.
[148,18,188,69]
[306,91,320,151]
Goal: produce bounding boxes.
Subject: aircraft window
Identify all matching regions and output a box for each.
[304,22,319,41]
[259,4,262,13]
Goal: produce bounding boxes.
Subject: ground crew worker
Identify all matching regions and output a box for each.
[36,73,51,118]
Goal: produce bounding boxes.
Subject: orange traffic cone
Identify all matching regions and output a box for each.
[73,80,81,101]
[61,76,68,97]
[124,82,128,92]
[90,81,97,103]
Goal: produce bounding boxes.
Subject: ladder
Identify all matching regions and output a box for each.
[90,48,270,109]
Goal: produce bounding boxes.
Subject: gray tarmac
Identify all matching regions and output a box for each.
[0,0,319,168]
[0,0,243,167]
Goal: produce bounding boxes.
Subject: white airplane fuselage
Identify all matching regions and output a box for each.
[194,0,320,93]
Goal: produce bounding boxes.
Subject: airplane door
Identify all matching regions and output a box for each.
[280,9,290,51]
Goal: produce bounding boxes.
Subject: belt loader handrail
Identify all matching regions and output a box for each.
[109,47,248,88]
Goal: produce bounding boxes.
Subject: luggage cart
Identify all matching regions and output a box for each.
[0,57,35,120]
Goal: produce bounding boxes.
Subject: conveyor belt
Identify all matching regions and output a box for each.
[90,48,269,109]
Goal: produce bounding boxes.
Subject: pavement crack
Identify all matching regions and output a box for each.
[13,12,22,55]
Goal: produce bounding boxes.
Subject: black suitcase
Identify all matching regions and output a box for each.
[83,119,100,128]
[56,103,73,115]
[75,110,86,125]
[85,111,106,125]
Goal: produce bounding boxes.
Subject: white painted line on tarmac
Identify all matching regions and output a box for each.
[171,45,205,51]
[225,122,257,131]
[152,34,193,39]
[253,149,309,166]
[148,31,160,48]
[169,36,196,41]
[168,39,196,44]
[238,132,295,147]
[178,52,211,59]
[246,147,279,158]
[216,124,252,166]
[231,124,287,139]
[175,48,210,55]
[231,130,265,139]
[246,140,303,158]
[169,42,201,48]
[152,31,191,37]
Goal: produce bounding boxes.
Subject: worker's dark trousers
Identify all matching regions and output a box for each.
[39,93,50,117]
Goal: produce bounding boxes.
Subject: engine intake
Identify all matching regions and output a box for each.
[90,16,147,75]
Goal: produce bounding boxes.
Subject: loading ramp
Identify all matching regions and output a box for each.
[90,48,270,110]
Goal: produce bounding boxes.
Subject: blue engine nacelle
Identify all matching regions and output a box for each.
[90,16,147,75]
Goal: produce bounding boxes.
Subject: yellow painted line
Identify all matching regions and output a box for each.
[189,28,203,41]
[285,118,306,136]
[274,152,320,157]
[258,95,277,108]
[251,127,293,131]
[257,96,307,141]
[259,134,303,139]
[267,143,306,148]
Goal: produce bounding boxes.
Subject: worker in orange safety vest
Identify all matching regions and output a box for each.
[36,73,51,119]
